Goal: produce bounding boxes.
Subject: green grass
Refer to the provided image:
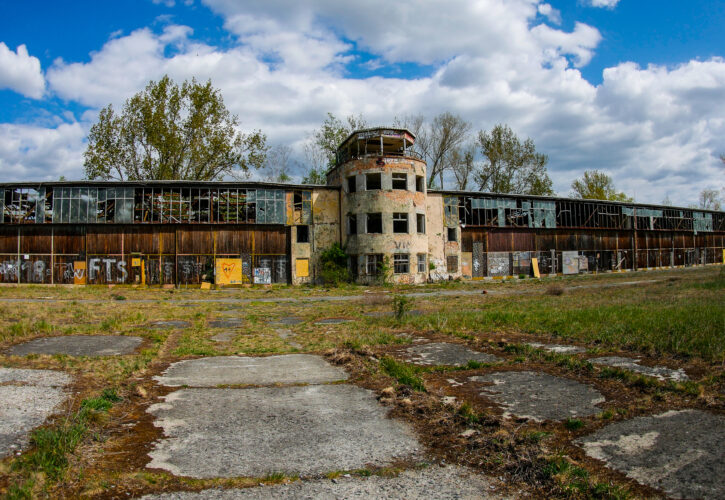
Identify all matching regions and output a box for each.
[379,356,426,391]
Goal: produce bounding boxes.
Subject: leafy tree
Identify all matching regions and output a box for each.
[262,144,296,183]
[448,145,476,191]
[396,113,471,188]
[319,243,351,285]
[570,170,633,202]
[84,75,267,181]
[699,189,722,211]
[475,124,554,196]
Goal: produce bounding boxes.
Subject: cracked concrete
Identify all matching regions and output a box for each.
[0,368,71,457]
[470,371,605,421]
[154,355,348,387]
[577,410,725,499]
[404,342,500,366]
[589,356,688,381]
[7,335,142,357]
[527,342,586,354]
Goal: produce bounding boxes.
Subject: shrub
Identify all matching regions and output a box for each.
[319,243,351,285]
[392,294,413,320]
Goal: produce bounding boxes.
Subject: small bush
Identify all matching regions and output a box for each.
[546,284,565,296]
[392,294,413,320]
[319,243,351,286]
[565,418,585,430]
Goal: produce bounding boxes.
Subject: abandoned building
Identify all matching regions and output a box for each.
[1,127,723,286]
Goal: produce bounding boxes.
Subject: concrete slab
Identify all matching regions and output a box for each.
[589,356,688,381]
[527,342,586,354]
[313,318,354,325]
[148,320,190,329]
[469,371,604,421]
[138,465,501,499]
[208,319,243,329]
[404,343,500,366]
[211,332,236,343]
[7,335,142,357]
[270,316,303,326]
[146,385,420,478]
[576,410,725,499]
[0,368,71,457]
[154,355,348,387]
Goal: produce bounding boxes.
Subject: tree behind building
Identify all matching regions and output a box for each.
[84,75,267,181]
[570,170,633,202]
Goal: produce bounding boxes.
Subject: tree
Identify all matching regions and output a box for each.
[570,170,633,202]
[396,113,471,189]
[475,124,554,196]
[84,75,267,181]
[448,145,476,191]
[699,189,722,211]
[262,144,296,183]
[301,112,366,184]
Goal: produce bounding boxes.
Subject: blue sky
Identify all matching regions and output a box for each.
[0,0,723,206]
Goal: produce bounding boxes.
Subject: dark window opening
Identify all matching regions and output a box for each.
[393,212,408,233]
[297,225,309,243]
[394,254,409,274]
[367,213,383,233]
[447,255,458,273]
[416,176,425,192]
[347,176,356,193]
[348,214,357,235]
[416,213,425,234]
[366,254,383,275]
[392,173,407,190]
[366,173,381,190]
[447,227,457,242]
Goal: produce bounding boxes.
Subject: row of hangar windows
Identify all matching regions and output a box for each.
[346,212,459,241]
[0,186,312,226]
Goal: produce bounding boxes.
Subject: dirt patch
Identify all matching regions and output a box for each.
[6,335,143,357]
[469,371,605,422]
[576,409,725,499]
[403,342,501,366]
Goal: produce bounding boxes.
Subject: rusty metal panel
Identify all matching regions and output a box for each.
[512,231,535,251]
[535,231,556,251]
[0,226,17,253]
[52,226,85,254]
[86,226,123,254]
[487,231,511,252]
[18,226,51,254]
[177,226,213,255]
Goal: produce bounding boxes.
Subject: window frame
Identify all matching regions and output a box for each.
[392,172,407,190]
[416,175,425,192]
[366,212,383,233]
[416,213,426,234]
[417,253,427,273]
[347,176,357,193]
[347,214,357,235]
[447,227,457,242]
[366,254,382,276]
[296,225,309,243]
[392,212,409,234]
[393,253,410,274]
[366,172,382,190]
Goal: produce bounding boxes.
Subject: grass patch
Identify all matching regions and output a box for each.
[379,356,426,391]
[564,418,585,431]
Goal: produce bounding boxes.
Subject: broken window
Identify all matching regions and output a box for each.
[417,253,427,273]
[296,225,309,243]
[366,173,381,190]
[292,190,312,224]
[393,212,408,233]
[416,213,425,234]
[347,214,357,235]
[394,253,409,274]
[447,227,457,242]
[366,254,383,275]
[416,176,425,192]
[347,176,356,193]
[367,213,382,233]
[392,172,407,190]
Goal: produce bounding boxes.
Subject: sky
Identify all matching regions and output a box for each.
[0,0,724,206]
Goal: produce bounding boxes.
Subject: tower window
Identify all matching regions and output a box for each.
[416,176,425,192]
[367,213,382,233]
[366,173,381,190]
[297,225,309,243]
[347,214,357,235]
[416,213,425,234]
[447,227,457,242]
[393,212,408,233]
[347,176,356,193]
[392,173,407,190]
[394,254,409,274]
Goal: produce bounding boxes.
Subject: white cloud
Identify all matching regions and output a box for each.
[538,3,562,25]
[0,42,45,99]
[589,0,620,8]
[2,1,724,206]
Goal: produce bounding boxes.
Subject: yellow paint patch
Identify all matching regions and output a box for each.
[200,282,211,290]
[73,261,86,285]
[131,258,141,267]
[532,258,541,278]
[296,258,309,278]
[215,258,243,285]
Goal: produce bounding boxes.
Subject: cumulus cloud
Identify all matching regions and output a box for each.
[538,3,562,25]
[589,0,620,8]
[2,1,724,206]
[0,42,45,99]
